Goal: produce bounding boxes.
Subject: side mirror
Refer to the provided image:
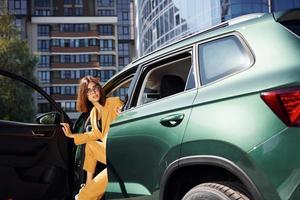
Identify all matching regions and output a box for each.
[36,112,62,125]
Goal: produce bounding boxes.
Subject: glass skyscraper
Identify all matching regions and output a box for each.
[136,0,300,56]
[272,0,300,11]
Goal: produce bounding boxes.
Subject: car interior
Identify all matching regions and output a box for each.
[137,56,192,106]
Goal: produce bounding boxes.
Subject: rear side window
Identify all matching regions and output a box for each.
[198,35,252,85]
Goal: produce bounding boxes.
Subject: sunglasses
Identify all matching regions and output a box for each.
[87,85,100,95]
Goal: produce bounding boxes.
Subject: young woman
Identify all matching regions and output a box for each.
[61,76,123,200]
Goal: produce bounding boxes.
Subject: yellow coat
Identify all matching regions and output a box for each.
[73,97,123,145]
[74,97,123,200]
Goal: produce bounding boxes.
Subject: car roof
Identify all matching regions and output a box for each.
[121,13,266,72]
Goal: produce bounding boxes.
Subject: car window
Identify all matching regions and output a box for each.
[198,35,253,85]
[106,78,133,103]
[0,75,60,124]
[136,52,194,106]
[185,65,196,90]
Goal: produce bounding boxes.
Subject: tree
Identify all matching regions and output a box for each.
[0,10,38,122]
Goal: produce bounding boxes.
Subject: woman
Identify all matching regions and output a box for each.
[61,76,123,200]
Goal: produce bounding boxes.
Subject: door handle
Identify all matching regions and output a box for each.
[32,131,46,137]
[160,113,184,127]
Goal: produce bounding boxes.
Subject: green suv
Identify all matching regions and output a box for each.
[0,9,300,200]
[101,9,300,200]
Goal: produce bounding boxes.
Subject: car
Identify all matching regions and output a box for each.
[1,8,300,200]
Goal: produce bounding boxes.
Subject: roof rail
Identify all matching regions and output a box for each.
[132,13,264,65]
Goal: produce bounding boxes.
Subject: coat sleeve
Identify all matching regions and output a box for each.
[73,130,101,145]
[110,97,124,120]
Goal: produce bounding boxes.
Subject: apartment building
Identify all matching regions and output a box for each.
[4,0,135,119]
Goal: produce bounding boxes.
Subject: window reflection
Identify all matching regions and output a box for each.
[137,0,269,56]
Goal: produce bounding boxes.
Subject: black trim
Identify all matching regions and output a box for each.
[107,160,129,198]
[159,155,262,200]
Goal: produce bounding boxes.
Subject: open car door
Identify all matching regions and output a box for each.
[0,70,73,200]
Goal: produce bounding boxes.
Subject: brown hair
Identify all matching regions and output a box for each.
[76,76,106,112]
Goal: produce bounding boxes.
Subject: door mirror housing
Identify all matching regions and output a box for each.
[36,112,62,125]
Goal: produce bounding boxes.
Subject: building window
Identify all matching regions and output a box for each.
[75,7,83,16]
[117,87,128,100]
[38,55,50,67]
[60,24,89,32]
[38,71,50,83]
[99,70,115,82]
[64,0,72,4]
[89,39,97,46]
[118,42,129,55]
[118,25,129,35]
[13,18,22,32]
[54,39,94,48]
[60,55,91,64]
[124,26,129,34]
[64,7,73,16]
[60,101,76,112]
[34,9,50,16]
[75,0,83,5]
[119,56,129,67]
[38,103,51,113]
[34,0,50,7]
[79,69,99,77]
[60,70,80,79]
[52,39,60,47]
[97,9,115,16]
[8,0,27,15]
[14,0,21,9]
[99,55,115,66]
[98,24,114,35]
[37,25,50,36]
[43,87,51,95]
[97,0,114,7]
[52,86,61,94]
[61,86,76,95]
[175,14,180,26]
[100,39,115,51]
[122,11,128,20]
[38,40,50,52]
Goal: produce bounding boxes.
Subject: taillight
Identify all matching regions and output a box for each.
[261,88,300,127]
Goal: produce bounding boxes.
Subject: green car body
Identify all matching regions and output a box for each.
[102,10,300,200]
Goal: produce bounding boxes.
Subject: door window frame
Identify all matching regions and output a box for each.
[128,46,197,109]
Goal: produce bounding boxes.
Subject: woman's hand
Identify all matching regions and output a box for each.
[116,106,123,114]
[60,123,75,138]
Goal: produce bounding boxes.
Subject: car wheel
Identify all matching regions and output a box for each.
[182,182,250,200]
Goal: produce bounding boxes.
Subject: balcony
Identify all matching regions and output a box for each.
[51,94,77,101]
[52,62,100,68]
[51,31,99,38]
[31,16,117,24]
[51,78,80,84]
[51,46,99,53]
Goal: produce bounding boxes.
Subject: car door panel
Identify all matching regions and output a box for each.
[0,120,70,199]
[106,89,197,199]
[0,70,72,199]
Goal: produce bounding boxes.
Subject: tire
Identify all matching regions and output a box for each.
[182,182,250,200]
